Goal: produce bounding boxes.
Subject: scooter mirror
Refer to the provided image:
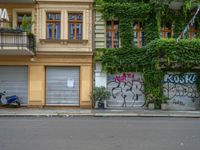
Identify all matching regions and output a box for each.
[3,91,6,94]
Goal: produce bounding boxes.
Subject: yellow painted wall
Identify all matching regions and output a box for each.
[1,2,93,53]
[0,4,35,33]
[36,2,93,52]
[0,0,94,109]
[0,56,93,108]
[80,65,93,108]
[28,65,45,107]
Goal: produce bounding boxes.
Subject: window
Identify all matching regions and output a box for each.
[160,21,173,38]
[17,13,31,28]
[133,22,143,48]
[106,21,119,48]
[188,24,197,39]
[68,13,83,40]
[46,13,61,40]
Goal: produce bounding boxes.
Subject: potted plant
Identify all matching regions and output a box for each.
[161,96,169,110]
[90,86,111,109]
[146,94,155,110]
[20,15,32,34]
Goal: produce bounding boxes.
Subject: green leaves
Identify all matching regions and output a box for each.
[90,86,111,103]
[95,39,200,108]
[101,2,151,20]
[95,0,200,108]
[96,39,200,73]
[21,15,32,33]
[119,18,134,48]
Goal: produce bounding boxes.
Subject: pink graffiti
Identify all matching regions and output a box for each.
[114,73,135,82]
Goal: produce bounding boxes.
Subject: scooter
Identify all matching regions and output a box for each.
[0,91,21,108]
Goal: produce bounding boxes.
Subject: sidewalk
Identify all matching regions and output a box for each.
[0,108,200,118]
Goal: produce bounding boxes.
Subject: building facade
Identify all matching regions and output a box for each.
[0,0,93,108]
[94,2,200,110]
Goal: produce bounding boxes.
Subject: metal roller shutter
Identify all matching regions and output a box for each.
[46,67,80,106]
[107,73,145,108]
[0,66,28,104]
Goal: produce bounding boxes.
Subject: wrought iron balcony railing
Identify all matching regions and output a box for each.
[0,28,36,55]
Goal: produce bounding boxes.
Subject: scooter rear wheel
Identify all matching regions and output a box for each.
[15,101,21,108]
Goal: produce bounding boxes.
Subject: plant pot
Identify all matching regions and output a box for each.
[161,103,168,110]
[95,101,107,109]
[148,103,155,110]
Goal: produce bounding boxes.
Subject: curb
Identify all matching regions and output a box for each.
[0,113,200,118]
[94,113,200,118]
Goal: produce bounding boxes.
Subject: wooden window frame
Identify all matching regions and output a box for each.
[68,13,83,41]
[46,12,61,40]
[161,21,173,38]
[189,25,197,39]
[17,12,31,28]
[106,20,119,48]
[13,9,34,30]
[133,22,143,48]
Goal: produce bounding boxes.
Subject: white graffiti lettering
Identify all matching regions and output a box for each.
[164,73,197,84]
[107,73,145,108]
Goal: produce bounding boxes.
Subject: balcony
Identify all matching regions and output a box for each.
[0,28,35,55]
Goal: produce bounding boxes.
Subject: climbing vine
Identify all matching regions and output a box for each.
[95,0,200,108]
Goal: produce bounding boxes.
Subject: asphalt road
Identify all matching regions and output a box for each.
[0,117,200,150]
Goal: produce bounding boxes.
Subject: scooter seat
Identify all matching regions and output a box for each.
[6,96,16,100]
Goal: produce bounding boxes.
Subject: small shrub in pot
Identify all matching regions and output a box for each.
[90,86,111,109]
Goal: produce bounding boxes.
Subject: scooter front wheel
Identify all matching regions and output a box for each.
[11,98,21,108]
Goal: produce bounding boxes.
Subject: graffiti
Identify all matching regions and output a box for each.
[163,73,200,109]
[114,73,134,82]
[164,73,197,84]
[172,100,185,106]
[106,72,200,109]
[107,73,145,108]
[163,83,199,99]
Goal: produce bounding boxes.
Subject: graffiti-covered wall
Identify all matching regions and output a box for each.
[107,73,145,108]
[163,73,200,110]
[94,62,200,110]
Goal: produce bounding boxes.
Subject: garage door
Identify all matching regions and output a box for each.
[46,67,80,106]
[0,66,28,104]
[107,73,145,108]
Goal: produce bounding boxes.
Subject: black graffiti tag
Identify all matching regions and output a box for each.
[107,73,145,107]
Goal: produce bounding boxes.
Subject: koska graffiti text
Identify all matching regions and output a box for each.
[164,73,197,84]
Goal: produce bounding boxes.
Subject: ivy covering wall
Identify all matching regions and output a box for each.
[95,0,200,108]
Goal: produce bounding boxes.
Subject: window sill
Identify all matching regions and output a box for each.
[39,39,88,45]
[40,39,61,44]
[64,39,88,45]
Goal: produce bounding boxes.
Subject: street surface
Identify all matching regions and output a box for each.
[0,117,200,150]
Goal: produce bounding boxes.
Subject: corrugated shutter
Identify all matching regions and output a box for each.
[0,66,28,104]
[46,67,80,106]
[107,73,145,108]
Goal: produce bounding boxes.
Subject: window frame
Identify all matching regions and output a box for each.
[68,13,83,41]
[133,22,143,48]
[189,24,197,39]
[13,9,34,31]
[160,20,173,38]
[106,20,119,48]
[46,12,61,40]
[17,12,32,28]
